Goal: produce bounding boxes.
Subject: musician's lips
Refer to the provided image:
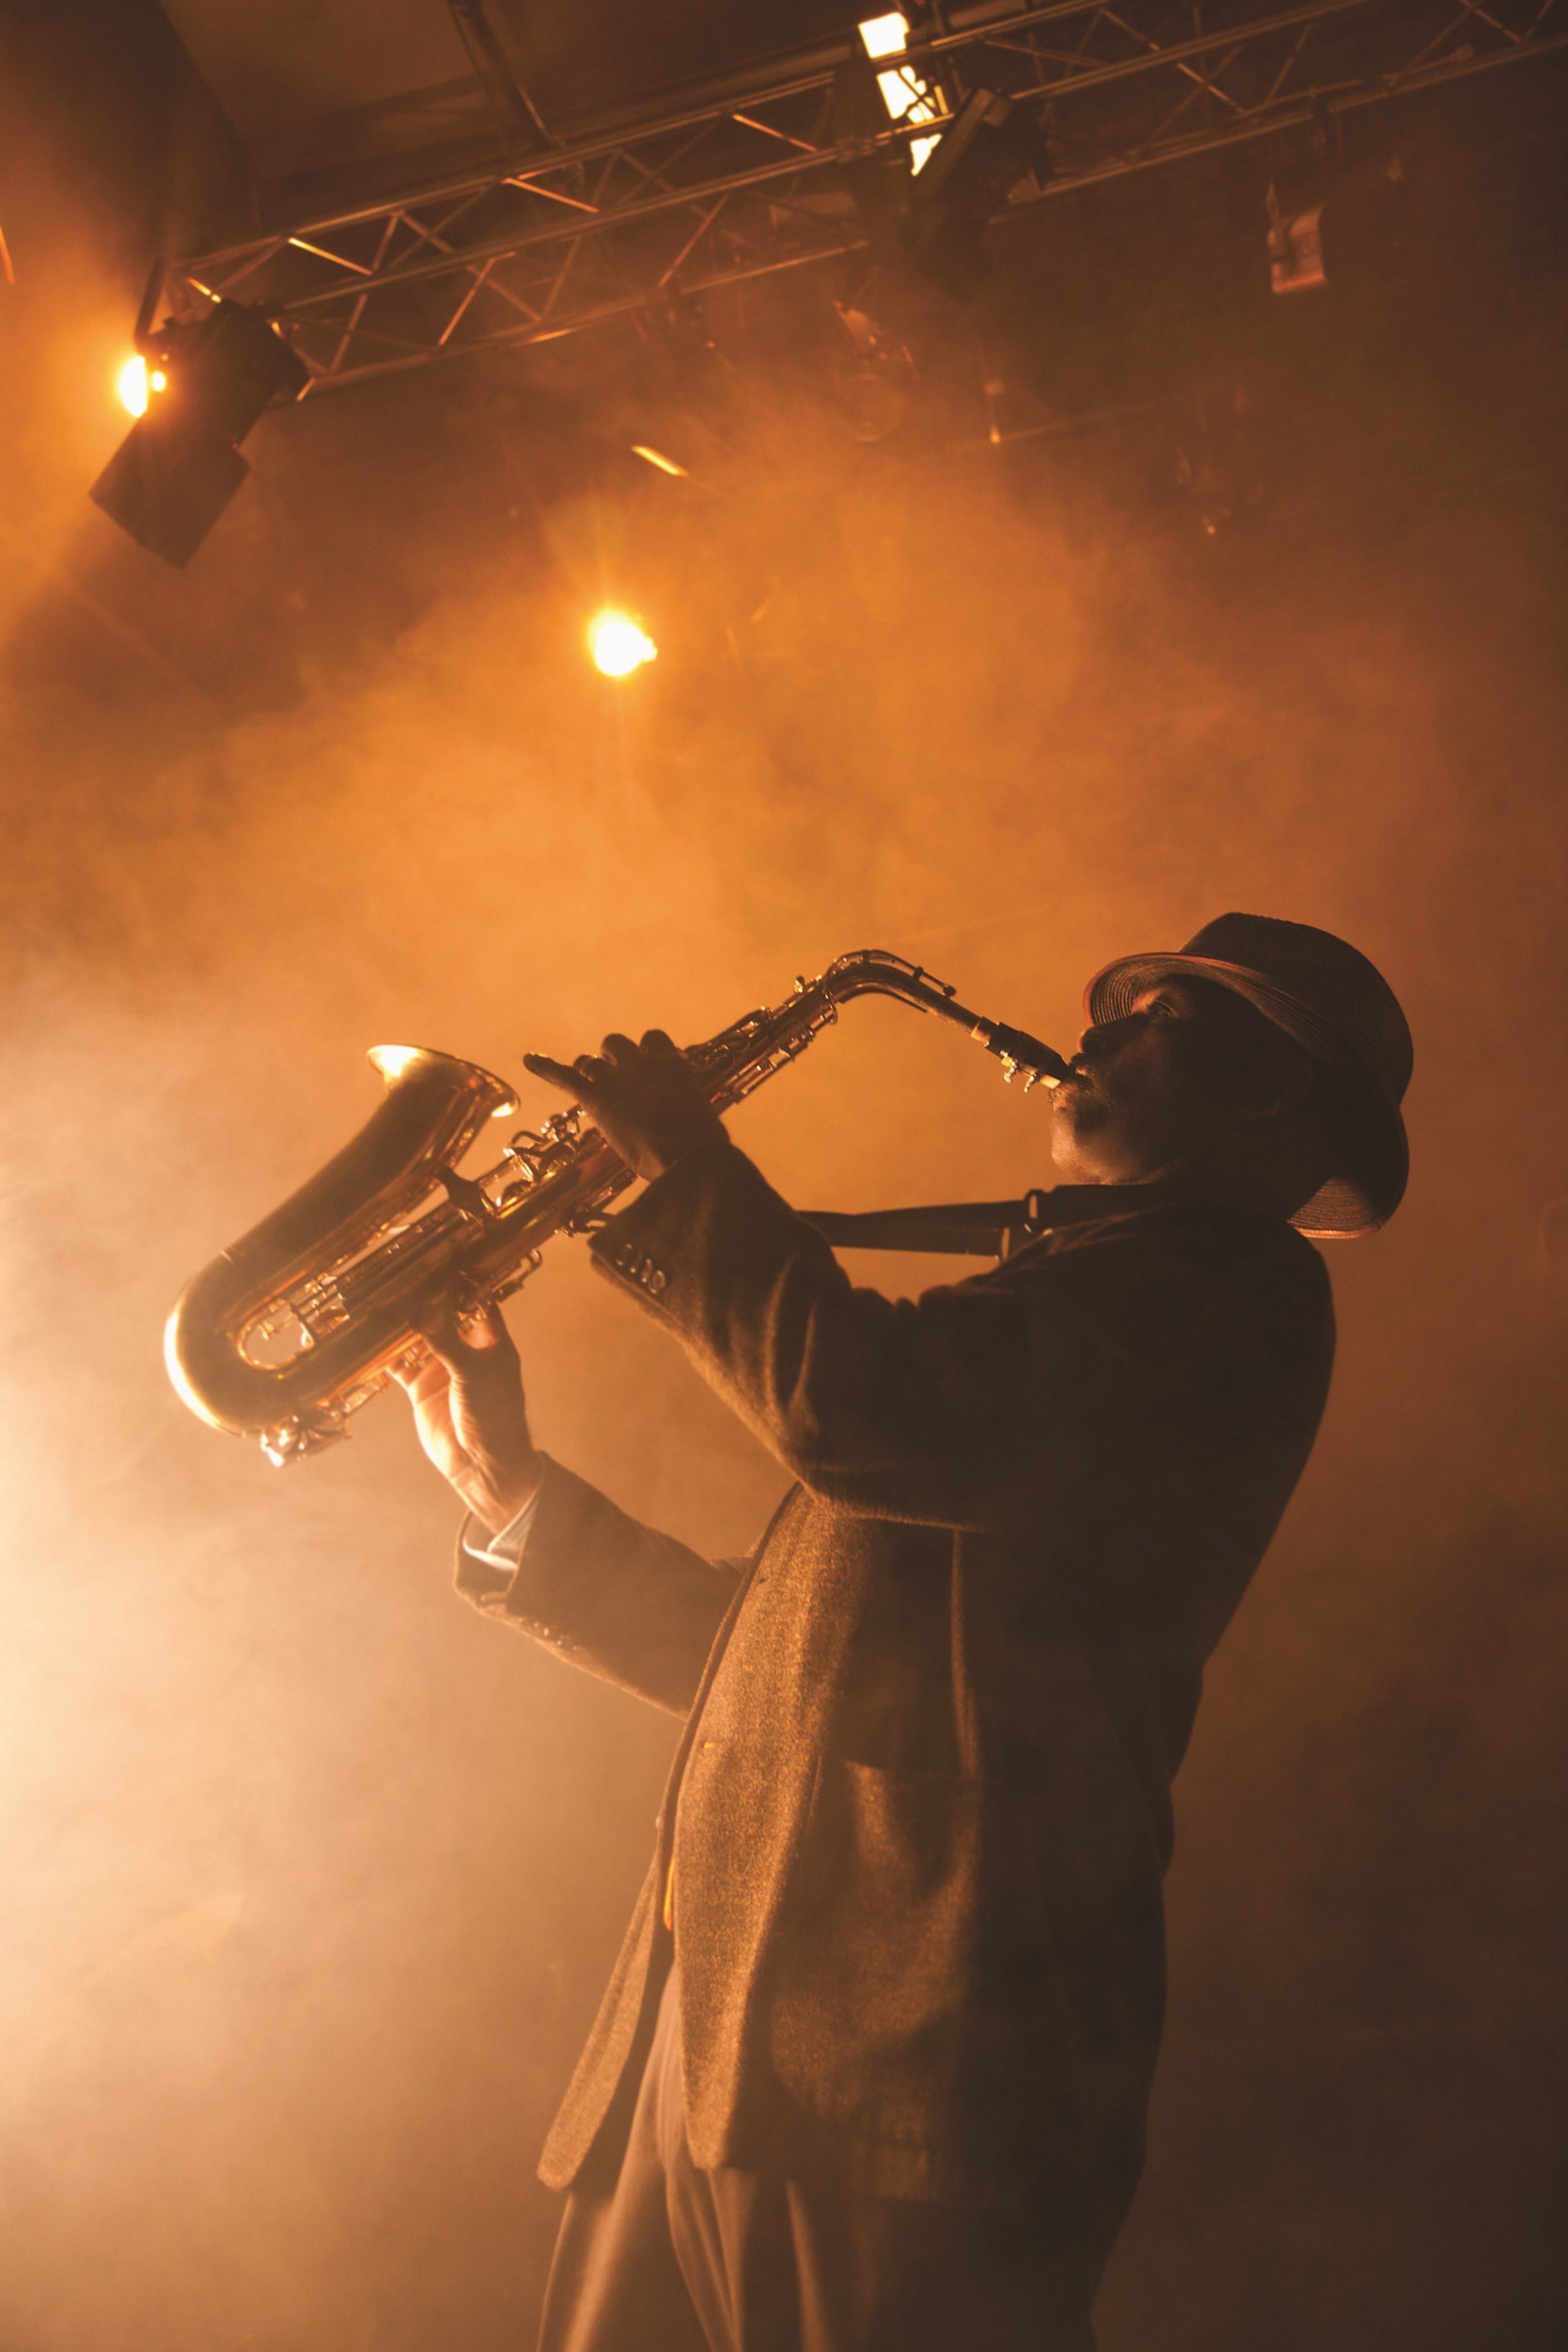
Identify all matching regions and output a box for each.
[1051,1058,1097,1114]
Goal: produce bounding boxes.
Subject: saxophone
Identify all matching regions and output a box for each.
[165,949,1067,1466]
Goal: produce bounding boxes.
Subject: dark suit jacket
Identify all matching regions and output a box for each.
[456,1142,1334,2262]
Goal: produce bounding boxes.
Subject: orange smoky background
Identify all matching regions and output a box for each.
[1,9,1565,2349]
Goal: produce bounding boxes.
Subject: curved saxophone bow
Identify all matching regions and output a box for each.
[165,950,1067,1466]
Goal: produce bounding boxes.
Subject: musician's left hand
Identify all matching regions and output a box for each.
[523,1030,726,1182]
[393,1303,543,1534]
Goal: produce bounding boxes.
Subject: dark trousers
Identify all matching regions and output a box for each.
[537,1971,1098,2352]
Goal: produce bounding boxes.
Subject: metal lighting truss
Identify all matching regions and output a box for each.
[175,0,1567,393]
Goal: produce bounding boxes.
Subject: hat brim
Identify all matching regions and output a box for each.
[1086,951,1410,1239]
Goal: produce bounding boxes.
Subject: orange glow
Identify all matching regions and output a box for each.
[117,356,150,416]
[588,610,658,678]
[631,444,688,477]
[368,1044,423,1080]
[117,357,168,417]
[859,11,909,58]
[860,8,947,166]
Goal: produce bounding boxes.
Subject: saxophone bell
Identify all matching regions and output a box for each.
[163,1042,524,1463]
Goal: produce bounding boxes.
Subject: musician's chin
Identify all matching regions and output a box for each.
[1048,1077,1108,1178]
[1049,1070,1100,1129]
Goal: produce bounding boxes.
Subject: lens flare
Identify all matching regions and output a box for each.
[588,610,658,678]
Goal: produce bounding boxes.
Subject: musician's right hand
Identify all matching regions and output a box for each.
[392,1304,544,1535]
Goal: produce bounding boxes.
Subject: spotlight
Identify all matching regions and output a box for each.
[1266,189,1325,296]
[858,10,949,172]
[116,355,168,417]
[858,11,909,57]
[90,267,310,566]
[1267,159,1408,299]
[588,610,658,677]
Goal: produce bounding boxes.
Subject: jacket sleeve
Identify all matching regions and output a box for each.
[454,1453,745,1715]
[587,1142,1333,1533]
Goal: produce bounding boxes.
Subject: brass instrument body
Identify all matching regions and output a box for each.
[165,952,1067,1465]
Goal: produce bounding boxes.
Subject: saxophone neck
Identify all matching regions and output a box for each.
[687,948,1066,1108]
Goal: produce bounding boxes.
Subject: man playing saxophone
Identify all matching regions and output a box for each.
[397,913,1412,2352]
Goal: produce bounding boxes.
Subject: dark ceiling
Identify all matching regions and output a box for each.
[158,0,854,140]
[160,0,859,183]
[0,0,865,269]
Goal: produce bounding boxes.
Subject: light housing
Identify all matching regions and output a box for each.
[91,290,310,566]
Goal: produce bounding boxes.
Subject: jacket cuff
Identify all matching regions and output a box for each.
[588,1138,781,1309]
[452,1457,580,1653]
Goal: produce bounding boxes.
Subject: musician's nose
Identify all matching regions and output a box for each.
[1076,1013,1140,1065]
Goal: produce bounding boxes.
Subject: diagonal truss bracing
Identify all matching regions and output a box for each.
[175,0,1567,392]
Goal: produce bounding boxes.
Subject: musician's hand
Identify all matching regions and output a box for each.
[522,1029,726,1182]
[391,1304,543,1535]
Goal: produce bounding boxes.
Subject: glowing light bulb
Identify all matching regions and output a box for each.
[589,610,658,678]
[117,355,149,416]
[116,357,168,416]
[860,12,909,59]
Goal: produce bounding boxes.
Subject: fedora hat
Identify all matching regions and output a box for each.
[1086,913,1413,1238]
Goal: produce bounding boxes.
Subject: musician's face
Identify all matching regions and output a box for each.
[1049,976,1280,1183]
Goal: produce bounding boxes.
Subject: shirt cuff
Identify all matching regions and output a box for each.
[456,1488,541,1601]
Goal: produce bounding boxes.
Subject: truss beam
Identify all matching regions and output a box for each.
[173,0,1567,393]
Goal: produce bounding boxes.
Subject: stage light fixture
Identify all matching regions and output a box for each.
[858,11,909,57]
[116,355,168,417]
[588,610,658,678]
[91,270,310,566]
[1267,158,1408,299]
[857,10,949,172]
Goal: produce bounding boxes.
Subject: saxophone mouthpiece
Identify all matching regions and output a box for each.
[972,1021,1068,1089]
